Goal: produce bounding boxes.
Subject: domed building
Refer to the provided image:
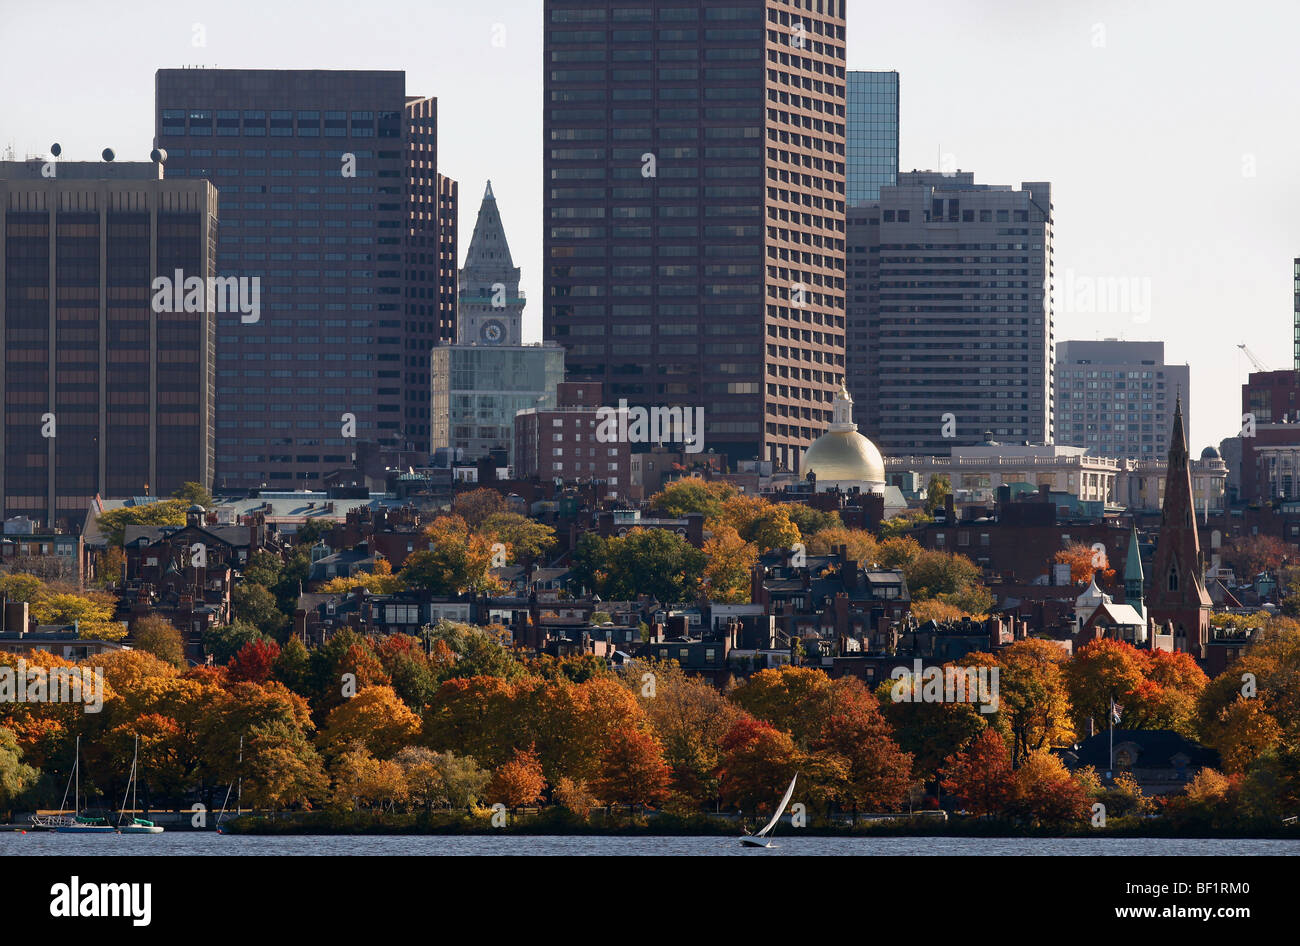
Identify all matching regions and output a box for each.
[800,386,886,493]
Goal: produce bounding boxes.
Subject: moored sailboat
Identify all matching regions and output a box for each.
[118,734,164,834]
[30,735,116,833]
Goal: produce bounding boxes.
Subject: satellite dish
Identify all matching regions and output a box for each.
[150,148,168,164]
[101,148,115,162]
[49,143,61,157]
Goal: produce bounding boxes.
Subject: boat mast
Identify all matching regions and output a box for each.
[73,734,80,816]
[236,735,243,815]
[132,734,139,815]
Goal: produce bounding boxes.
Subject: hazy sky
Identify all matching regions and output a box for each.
[3,0,1298,451]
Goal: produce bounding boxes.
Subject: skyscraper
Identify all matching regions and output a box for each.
[543,0,848,471]
[1055,339,1187,458]
[845,70,898,204]
[0,159,216,528]
[850,170,1053,453]
[154,69,456,490]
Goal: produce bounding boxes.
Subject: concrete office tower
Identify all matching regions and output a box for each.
[0,159,216,528]
[431,184,565,467]
[543,0,848,472]
[845,71,898,204]
[854,170,1053,454]
[154,69,457,489]
[1056,339,1188,459]
[845,201,879,431]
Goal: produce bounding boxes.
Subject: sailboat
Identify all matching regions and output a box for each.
[31,735,116,833]
[117,735,164,834]
[740,773,798,848]
[215,735,243,833]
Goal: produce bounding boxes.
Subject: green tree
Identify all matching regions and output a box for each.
[233,582,287,637]
[479,512,558,566]
[570,529,707,603]
[648,479,738,519]
[923,475,952,515]
[0,726,38,814]
[95,500,189,546]
[203,621,267,665]
[172,482,215,507]
[785,505,841,538]
[131,614,187,668]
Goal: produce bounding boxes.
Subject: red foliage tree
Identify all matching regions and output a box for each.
[939,729,1014,816]
[228,638,281,684]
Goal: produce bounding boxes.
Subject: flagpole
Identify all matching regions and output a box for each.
[1108,692,1115,778]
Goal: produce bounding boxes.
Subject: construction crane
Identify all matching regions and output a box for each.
[1238,344,1271,373]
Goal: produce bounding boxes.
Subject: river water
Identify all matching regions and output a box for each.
[4,833,1299,856]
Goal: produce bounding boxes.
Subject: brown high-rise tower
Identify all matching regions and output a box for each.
[543,0,848,471]
[1147,395,1211,656]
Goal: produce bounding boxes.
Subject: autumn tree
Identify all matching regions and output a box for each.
[319,685,421,760]
[331,745,408,812]
[488,745,547,810]
[940,729,1014,817]
[971,640,1075,766]
[1225,534,1295,580]
[452,488,508,529]
[228,638,281,684]
[809,678,913,812]
[717,716,799,814]
[806,526,878,564]
[393,746,447,812]
[1054,541,1116,585]
[620,659,743,801]
[593,728,671,809]
[876,675,989,783]
[699,525,757,603]
[1005,750,1090,827]
[401,515,501,595]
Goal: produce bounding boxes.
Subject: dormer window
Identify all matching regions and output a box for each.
[1168,568,1179,592]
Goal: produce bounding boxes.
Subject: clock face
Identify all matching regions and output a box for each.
[481,319,505,345]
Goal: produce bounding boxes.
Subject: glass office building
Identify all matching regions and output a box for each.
[846,71,898,205]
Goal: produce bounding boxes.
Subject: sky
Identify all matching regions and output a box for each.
[2,0,1298,451]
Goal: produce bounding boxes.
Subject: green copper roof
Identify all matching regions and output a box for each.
[1124,523,1144,582]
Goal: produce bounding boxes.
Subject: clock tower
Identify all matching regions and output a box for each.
[456,180,524,346]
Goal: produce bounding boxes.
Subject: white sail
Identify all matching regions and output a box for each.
[755,774,798,839]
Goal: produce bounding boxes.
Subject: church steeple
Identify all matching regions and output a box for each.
[1147,393,1211,655]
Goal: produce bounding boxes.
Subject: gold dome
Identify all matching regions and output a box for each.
[803,430,886,484]
[801,384,885,485]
